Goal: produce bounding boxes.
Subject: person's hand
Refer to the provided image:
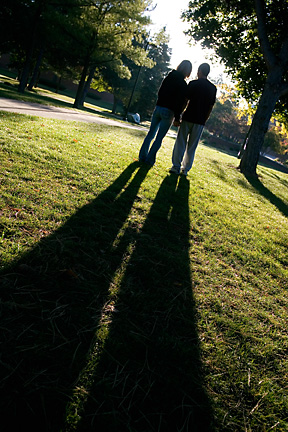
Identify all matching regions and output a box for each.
[173,120,181,127]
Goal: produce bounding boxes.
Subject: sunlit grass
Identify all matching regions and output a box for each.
[0,110,287,431]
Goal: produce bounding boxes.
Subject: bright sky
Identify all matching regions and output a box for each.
[147,0,226,82]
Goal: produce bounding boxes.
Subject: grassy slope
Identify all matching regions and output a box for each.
[0,108,287,432]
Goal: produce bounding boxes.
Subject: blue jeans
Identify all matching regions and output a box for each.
[139,106,174,165]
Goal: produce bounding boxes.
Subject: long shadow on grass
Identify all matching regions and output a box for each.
[245,175,288,217]
[0,161,152,432]
[73,174,214,432]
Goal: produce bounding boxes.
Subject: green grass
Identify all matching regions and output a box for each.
[0,109,287,432]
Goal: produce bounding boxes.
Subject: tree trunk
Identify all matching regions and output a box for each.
[79,65,96,106]
[112,96,118,114]
[123,64,142,120]
[18,2,42,93]
[56,76,62,94]
[239,68,282,176]
[73,56,90,108]
[28,47,45,90]
[18,44,36,93]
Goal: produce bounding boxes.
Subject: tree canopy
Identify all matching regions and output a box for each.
[70,0,153,107]
[129,29,171,119]
[0,0,154,107]
[105,29,171,119]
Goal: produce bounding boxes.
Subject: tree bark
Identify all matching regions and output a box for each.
[239,67,282,176]
[112,96,119,114]
[18,1,43,93]
[56,76,62,94]
[28,47,45,90]
[79,65,96,106]
[73,58,90,108]
[74,32,96,109]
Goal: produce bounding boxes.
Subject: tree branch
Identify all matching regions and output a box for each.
[280,82,288,98]
[279,34,288,71]
[254,0,276,69]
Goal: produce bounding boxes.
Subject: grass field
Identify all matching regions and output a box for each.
[0,106,287,431]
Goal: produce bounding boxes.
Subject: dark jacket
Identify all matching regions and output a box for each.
[156,70,188,121]
[182,78,217,125]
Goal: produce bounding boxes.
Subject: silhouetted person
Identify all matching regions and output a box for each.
[139,60,192,166]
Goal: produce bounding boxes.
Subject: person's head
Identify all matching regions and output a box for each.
[176,60,192,78]
[198,63,210,78]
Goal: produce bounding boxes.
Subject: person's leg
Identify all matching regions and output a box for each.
[146,107,174,165]
[139,107,161,161]
[171,121,191,173]
[181,124,203,174]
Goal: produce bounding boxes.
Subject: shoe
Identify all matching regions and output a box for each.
[180,169,187,176]
[169,166,180,174]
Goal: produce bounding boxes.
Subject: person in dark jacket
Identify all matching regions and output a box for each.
[169,63,217,176]
[138,60,192,166]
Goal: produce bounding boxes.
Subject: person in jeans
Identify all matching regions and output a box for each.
[170,63,217,176]
[138,60,192,166]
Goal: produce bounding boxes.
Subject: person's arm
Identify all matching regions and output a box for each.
[173,98,189,127]
[205,85,217,122]
[205,104,214,123]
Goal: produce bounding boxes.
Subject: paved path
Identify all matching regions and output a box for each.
[0,97,144,130]
[0,97,178,141]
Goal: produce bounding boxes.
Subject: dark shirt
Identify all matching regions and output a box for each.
[156,70,188,121]
[182,78,217,125]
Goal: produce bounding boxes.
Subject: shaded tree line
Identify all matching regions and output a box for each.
[0,0,171,114]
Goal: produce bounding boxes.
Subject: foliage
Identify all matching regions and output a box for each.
[0,0,153,103]
[263,123,288,155]
[207,99,249,144]
[0,0,37,53]
[182,0,288,107]
[204,83,249,144]
[0,0,89,90]
[262,127,282,154]
[70,0,153,107]
[129,29,172,119]
[0,107,288,431]
[97,29,171,119]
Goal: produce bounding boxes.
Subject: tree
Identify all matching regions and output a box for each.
[0,0,41,90]
[262,122,288,156]
[1,0,151,100]
[0,0,28,54]
[93,29,170,120]
[105,29,171,119]
[183,0,288,177]
[129,29,171,119]
[0,0,84,92]
[206,99,249,144]
[69,0,152,108]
